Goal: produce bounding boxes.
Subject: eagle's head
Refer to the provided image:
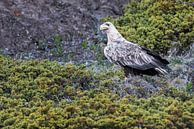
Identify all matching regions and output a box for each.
[100,22,123,42]
[100,22,114,32]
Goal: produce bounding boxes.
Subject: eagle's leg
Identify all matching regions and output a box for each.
[124,74,134,86]
[124,68,130,86]
[123,68,128,86]
[124,68,131,78]
[123,67,139,86]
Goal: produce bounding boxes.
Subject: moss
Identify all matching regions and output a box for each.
[103,0,194,54]
[81,41,88,49]
[0,55,193,129]
[52,34,64,56]
[186,81,193,93]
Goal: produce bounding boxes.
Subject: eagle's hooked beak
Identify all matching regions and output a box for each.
[100,24,109,31]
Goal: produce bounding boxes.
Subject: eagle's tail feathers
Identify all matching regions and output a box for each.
[155,67,168,75]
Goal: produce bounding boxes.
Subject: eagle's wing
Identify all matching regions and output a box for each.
[141,47,169,65]
[104,41,161,70]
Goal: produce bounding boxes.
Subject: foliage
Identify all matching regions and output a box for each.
[102,0,194,54]
[0,55,193,129]
[81,41,88,49]
[186,81,193,93]
[52,34,64,56]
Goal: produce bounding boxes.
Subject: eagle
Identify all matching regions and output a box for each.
[100,22,170,77]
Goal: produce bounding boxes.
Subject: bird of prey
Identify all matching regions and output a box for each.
[100,22,170,77]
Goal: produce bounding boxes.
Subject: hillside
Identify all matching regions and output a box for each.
[0,0,194,128]
[0,55,193,128]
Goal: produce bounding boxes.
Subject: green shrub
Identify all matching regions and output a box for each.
[0,55,193,129]
[103,0,194,54]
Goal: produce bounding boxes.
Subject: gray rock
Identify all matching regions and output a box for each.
[0,0,130,61]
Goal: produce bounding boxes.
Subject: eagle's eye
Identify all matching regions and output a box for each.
[105,23,110,26]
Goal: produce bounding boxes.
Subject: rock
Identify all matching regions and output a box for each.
[0,0,130,62]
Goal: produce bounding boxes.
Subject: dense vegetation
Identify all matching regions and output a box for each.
[103,0,194,54]
[0,55,193,129]
[0,0,194,128]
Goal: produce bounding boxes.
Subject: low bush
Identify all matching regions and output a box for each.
[103,0,194,54]
[0,55,193,128]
